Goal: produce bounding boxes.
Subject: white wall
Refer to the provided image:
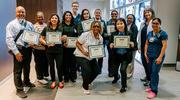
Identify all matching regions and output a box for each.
[152,0,180,64]
[62,0,106,21]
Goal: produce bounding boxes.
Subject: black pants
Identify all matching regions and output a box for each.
[111,53,128,87]
[76,57,99,90]
[62,48,77,81]
[46,53,63,82]
[98,44,105,73]
[13,47,32,90]
[107,45,112,73]
[141,49,150,81]
[33,49,49,80]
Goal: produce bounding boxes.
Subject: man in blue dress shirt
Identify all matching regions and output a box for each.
[6,6,35,98]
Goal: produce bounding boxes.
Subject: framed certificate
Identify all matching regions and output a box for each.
[46,32,62,44]
[113,35,130,48]
[88,45,105,59]
[81,19,94,32]
[22,30,40,45]
[66,37,78,48]
[107,25,116,34]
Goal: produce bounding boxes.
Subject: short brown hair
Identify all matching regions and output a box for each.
[71,1,79,7]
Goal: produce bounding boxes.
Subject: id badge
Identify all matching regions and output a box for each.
[149,37,155,42]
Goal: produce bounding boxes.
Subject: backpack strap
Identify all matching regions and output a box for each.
[14,21,27,42]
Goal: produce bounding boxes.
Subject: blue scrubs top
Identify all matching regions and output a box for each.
[146,30,168,58]
[74,13,81,25]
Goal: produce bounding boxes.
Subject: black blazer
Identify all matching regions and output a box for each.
[129,23,138,50]
[108,31,135,64]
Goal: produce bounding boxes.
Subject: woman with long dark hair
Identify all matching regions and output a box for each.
[109,18,135,93]
[40,13,66,89]
[61,11,78,83]
[77,9,91,36]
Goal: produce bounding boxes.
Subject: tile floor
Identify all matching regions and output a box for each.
[0,53,180,100]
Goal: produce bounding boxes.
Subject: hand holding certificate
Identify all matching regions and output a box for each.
[66,37,78,48]
[81,19,94,32]
[22,30,40,45]
[107,25,116,34]
[113,35,130,48]
[46,32,62,44]
[88,45,105,59]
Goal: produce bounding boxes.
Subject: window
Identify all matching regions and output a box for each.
[110,0,151,29]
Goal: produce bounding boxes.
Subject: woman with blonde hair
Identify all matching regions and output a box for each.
[74,21,103,95]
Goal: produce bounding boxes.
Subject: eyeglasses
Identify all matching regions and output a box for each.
[93,26,100,28]
[72,6,79,8]
[152,23,160,25]
[111,14,117,15]
[17,11,25,14]
[127,18,133,20]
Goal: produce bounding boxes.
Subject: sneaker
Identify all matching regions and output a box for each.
[16,90,27,98]
[140,77,147,82]
[44,76,51,80]
[147,92,157,99]
[81,87,90,95]
[145,87,151,92]
[37,79,48,85]
[23,82,35,87]
[144,80,150,86]
[120,87,128,93]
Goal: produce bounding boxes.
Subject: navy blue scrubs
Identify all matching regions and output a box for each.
[146,30,168,94]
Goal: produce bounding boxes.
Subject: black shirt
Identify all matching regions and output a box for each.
[41,27,63,54]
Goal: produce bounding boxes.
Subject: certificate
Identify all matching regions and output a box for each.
[66,37,78,48]
[81,19,94,32]
[114,35,130,48]
[88,45,105,59]
[22,30,40,45]
[107,25,116,34]
[46,32,62,44]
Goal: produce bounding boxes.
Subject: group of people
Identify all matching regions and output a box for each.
[6,1,168,99]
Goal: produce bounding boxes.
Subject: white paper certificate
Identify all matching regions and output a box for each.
[88,45,105,59]
[81,19,94,31]
[114,35,130,48]
[107,25,116,34]
[46,32,62,44]
[66,37,78,48]
[22,30,40,45]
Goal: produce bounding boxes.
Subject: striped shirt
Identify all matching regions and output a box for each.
[33,23,47,50]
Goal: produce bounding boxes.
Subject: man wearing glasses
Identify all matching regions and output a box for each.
[71,1,81,25]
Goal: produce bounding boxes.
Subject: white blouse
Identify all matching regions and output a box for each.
[74,31,103,60]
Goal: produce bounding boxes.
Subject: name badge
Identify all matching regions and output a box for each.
[149,37,155,42]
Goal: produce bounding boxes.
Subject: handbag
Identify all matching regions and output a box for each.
[8,21,27,55]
